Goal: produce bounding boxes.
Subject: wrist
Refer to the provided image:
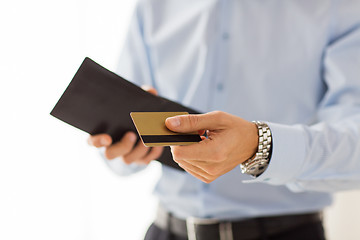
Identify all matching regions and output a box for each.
[248,121,259,160]
[240,121,272,177]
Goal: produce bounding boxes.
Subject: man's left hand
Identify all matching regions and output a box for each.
[165,111,259,183]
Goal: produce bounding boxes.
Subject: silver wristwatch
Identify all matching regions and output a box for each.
[240,121,272,177]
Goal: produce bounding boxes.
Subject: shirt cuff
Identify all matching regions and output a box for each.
[243,122,306,186]
[100,149,146,176]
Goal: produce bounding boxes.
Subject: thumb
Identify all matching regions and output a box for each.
[165,111,224,133]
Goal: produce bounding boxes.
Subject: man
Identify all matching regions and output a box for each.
[88,0,360,239]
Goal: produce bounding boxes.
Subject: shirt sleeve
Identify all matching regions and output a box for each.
[100,149,147,176]
[103,0,155,176]
[246,2,360,192]
[115,0,154,86]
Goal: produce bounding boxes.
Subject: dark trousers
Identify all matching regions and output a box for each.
[144,220,326,240]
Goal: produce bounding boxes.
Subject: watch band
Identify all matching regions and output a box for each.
[240,121,272,177]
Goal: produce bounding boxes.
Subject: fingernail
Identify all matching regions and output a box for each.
[167,117,180,127]
[128,132,137,142]
[101,138,109,145]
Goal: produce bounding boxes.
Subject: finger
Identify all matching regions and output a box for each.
[123,141,151,164]
[141,85,158,95]
[177,161,214,183]
[104,132,137,160]
[165,111,228,133]
[176,160,211,177]
[136,146,164,165]
[87,134,112,147]
[176,156,221,177]
[170,139,217,162]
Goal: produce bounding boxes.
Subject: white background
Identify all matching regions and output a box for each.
[1,1,359,239]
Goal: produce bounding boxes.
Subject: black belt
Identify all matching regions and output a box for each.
[154,207,323,240]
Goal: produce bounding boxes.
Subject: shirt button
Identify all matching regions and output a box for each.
[222,32,229,40]
[217,83,224,91]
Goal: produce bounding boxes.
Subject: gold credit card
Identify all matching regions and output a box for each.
[130,112,201,147]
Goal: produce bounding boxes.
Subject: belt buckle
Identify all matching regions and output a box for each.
[186,217,233,240]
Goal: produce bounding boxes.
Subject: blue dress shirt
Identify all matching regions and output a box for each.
[105,0,360,220]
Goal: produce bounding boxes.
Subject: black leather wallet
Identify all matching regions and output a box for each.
[50,57,200,171]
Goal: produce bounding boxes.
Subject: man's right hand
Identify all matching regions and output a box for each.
[87,132,163,165]
[87,85,163,165]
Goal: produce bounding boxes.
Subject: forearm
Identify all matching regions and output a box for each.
[249,15,360,192]
[248,113,360,192]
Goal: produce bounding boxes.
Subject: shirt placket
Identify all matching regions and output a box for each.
[208,0,231,111]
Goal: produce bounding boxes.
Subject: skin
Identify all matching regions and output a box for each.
[87,86,164,165]
[88,86,258,183]
[165,111,258,183]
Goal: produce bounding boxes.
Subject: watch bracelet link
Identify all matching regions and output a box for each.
[240,121,272,177]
